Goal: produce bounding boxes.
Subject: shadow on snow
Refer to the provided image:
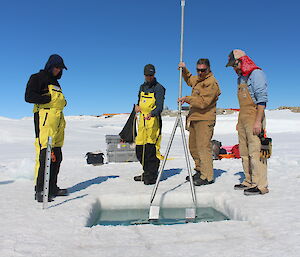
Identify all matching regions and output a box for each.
[160,168,182,181]
[234,171,245,183]
[68,175,119,194]
[0,180,14,185]
[214,169,227,180]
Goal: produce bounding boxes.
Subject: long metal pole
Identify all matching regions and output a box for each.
[178,0,196,206]
[178,0,185,112]
[149,0,197,210]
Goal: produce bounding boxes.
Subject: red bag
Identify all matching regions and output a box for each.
[231,144,240,158]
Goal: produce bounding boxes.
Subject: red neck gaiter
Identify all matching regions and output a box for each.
[239,56,261,76]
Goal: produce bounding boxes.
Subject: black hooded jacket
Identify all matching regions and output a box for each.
[25,54,66,104]
[25,70,61,104]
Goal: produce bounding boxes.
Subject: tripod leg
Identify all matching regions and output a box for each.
[178,116,197,219]
[149,115,180,220]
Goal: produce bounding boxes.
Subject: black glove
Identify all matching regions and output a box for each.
[259,133,272,160]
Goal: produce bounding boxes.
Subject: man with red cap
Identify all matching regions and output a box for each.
[226,49,269,195]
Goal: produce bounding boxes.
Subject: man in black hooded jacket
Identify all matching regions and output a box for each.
[25,54,68,202]
[134,64,166,185]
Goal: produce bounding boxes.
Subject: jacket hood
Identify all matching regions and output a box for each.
[44,54,67,71]
[44,54,67,80]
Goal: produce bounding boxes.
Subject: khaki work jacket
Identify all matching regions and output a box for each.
[183,68,221,121]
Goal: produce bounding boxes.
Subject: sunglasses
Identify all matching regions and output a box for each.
[196,68,207,73]
[233,60,240,67]
[145,74,154,77]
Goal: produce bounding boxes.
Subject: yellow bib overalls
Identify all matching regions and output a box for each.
[135,92,163,160]
[237,83,268,193]
[34,85,66,180]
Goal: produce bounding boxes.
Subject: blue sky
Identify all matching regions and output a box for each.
[0,0,299,118]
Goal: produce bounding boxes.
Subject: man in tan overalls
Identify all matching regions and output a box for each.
[226,49,269,195]
[178,59,221,186]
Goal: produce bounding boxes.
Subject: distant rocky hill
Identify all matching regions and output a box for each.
[275,106,300,113]
[161,108,238,116]
[161,106,300,116]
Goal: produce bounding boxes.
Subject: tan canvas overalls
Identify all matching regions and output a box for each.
[237,83,268,193]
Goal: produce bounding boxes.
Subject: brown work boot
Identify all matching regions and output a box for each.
[234,184,250,190]
[193,178,214,186]
[244,187,269,196]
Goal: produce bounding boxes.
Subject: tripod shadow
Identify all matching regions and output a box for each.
[48,194,88,208]
[0,180,14,185]
[160,168,182,181]
[234,172,245,183]
[159,182,187,207]
[213,169,227,180]
[68,175,119,194]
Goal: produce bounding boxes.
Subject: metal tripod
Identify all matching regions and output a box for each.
[149,0,197,220]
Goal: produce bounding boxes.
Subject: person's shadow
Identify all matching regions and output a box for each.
[160,169,182,181]
[0,180,14,185]
[68,175,119,194]
[214,169,227,180]
[234,172,245,183]
[159,168,227,181]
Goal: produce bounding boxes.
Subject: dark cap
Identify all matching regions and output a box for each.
[144,64,155,75]
[45,54,68,71]
[56,62,68,70]
[225,49,246,67]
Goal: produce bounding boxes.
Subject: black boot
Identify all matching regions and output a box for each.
[52,188,69,197]
[186,170,201,181]
[35,192,54,203]
[144,174,157,185]
[193,178,214,186]
[244,187,262,196]
[134,174,144,181]
[144,178,157,185]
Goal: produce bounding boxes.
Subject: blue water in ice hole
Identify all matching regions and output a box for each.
[92,207,229,226]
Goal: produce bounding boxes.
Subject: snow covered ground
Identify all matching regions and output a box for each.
[0,110,299,257]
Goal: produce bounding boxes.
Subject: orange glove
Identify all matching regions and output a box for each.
[51,151,57,162]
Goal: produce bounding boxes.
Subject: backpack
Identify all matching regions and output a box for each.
[211,140,222,160]
[231,144,240,159]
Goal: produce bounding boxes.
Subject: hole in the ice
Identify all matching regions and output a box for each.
[86,200,229,227]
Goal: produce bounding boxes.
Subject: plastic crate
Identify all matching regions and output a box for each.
[105,135,121,144]
[107,150,138,163]
[107,143,136,152]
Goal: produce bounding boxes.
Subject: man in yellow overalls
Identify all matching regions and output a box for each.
[134,64,166,185]
[25,54,68,202]
[226,49,269,195]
